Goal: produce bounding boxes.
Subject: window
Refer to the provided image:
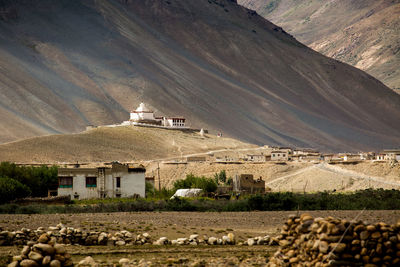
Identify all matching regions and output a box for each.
[116,177,121,188]
[59,177,73,188]
[86,177,97,188]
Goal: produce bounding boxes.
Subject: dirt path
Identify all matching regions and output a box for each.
[318,163,400,187]
[265,162,400,191]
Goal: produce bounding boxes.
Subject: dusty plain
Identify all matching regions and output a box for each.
[1,211,399,265]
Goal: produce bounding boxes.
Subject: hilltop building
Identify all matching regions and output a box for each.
[124,102,187,128]
[57,163,145,200]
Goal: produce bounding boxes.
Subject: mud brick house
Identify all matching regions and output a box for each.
[57,163,145,200]
[233,174,265,194]
[246,154,266,162]
[271,148,293,161]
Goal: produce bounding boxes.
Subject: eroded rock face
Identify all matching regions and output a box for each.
[267,213,400,266]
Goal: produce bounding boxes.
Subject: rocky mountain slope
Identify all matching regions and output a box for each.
[238,0,400,91]
[0,0,400,152]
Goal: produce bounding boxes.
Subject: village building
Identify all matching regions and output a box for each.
[246,154,266,162]
[293,148,319,156]
[233,174,265,194]
[271,148,293,161]
[186,156,207,162]
[376,149,400,161]
[383,149,400,161]
[293,148,321,162]
[57,163,145,200]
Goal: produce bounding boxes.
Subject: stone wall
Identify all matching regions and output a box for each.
[267,213,400,266]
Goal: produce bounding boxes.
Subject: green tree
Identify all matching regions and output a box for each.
[0,162,58,198]
[0,177,31,204]
[213,170,227,184]
[173,174,217,193]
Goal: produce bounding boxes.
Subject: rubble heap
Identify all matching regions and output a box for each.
[8,233,72,267]
[267,213,400,267]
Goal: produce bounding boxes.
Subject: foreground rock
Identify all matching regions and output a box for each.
[267,213,400,266]
[8,233,72,267]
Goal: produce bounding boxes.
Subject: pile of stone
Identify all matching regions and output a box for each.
[267,213,400,267]
[243,235,272,246]
[8,233,72,267]
[0,223,155,246]
[153,233,237,246]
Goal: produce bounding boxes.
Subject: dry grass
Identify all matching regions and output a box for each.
[0,126,255,163]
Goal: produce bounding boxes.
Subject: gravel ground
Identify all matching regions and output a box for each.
[1,210,399,239]
[1,210,399,266]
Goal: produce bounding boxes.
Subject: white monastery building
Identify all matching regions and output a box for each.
[122,103,188,129]
[57,163,145,200]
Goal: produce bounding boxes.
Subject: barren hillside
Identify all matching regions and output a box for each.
[145,160,400,192]
[0,0,400,151]
[0,126,254,163]
[238,0,400,91]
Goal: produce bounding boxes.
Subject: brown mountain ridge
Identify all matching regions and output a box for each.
[238,0,400,91]
[0,0,400,153]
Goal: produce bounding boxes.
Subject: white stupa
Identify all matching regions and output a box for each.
[130,103,155,122]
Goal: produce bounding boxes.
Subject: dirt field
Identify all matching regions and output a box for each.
[1,211,399,265]
[2,210,399,237]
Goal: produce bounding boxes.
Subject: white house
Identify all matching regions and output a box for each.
[376,149,400,161]
[163,117,186,127]
[271,148,293,161]
[57,163,145,200]
[246,154,266,162]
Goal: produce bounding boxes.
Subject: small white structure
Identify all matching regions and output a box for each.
[57,163,145,199]
[130,103,155,122]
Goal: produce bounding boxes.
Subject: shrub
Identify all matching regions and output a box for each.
[214,170,227,184]
[173,174,217,193]
[0,177,31,204]
[0,162,58,198]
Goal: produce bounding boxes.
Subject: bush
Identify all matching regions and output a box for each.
[173,174,217,193]
[0,162,58,198]
[214,170,227,184]
[145,181,155,197]
[0,177,31,204]
[0,189,399,214]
